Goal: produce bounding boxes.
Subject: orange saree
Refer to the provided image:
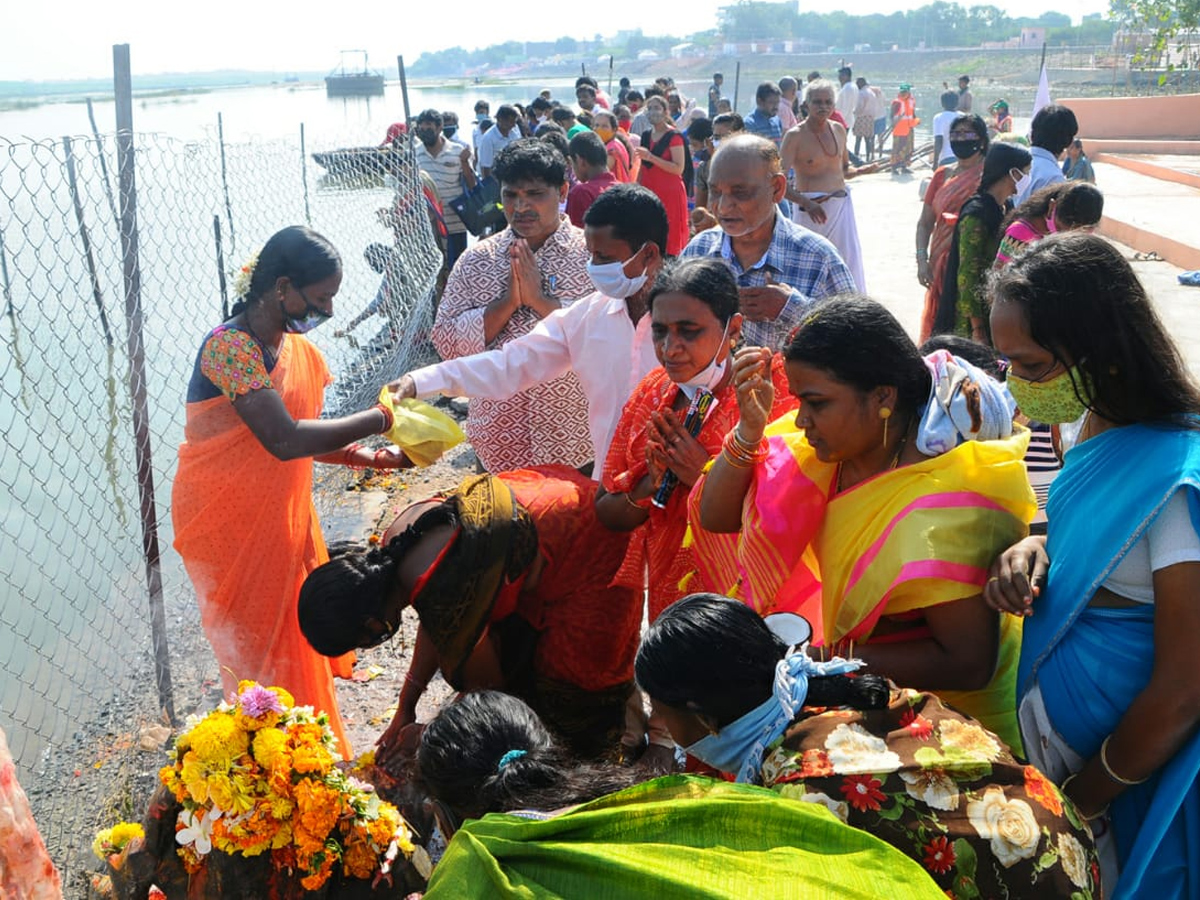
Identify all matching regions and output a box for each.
[172,333,355,755]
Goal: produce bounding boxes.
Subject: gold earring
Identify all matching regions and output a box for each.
[879,406,892,447]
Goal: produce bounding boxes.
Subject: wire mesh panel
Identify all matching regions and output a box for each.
[0,125,441,888]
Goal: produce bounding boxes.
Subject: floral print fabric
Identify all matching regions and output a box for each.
[760,688,1099,899]
[199,326,273,402]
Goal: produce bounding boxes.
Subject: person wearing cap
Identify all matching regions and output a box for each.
[890,83,919,173]
[989,99,1013,136]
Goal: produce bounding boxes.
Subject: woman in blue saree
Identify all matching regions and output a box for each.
[986,232,1200,898]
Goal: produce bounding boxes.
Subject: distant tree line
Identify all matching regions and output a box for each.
[409,2,1117,77]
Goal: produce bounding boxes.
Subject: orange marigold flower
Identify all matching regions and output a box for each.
[1023,765,1063,816]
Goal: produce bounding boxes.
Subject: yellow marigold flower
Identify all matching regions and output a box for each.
[189,714,249,762]
[270,820,293,850]
[92,822,145,861]
[270,686,295,709]
[291,740,334,776]
[205,772,240,813]
[268,792,294,821]
[252,728,288,769]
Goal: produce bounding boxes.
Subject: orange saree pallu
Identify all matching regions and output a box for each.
[172,334,355,755]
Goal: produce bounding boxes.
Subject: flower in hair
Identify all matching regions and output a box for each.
[231,252,259,299]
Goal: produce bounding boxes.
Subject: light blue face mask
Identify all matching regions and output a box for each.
[684,650,864,783]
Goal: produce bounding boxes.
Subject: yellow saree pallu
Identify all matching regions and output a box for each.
[690,418,1035,750]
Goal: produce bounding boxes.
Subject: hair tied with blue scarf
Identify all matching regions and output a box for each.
[497,749,528,772]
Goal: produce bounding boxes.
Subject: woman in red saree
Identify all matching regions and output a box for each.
[597,258,796,767]
[916,114,988,342]
[172,226,407,756]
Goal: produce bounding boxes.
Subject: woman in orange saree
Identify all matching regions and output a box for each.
[692,297,1034,750]
[916,114,988,342]
[172,226,407,756]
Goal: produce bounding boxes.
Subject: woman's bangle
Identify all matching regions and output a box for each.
[1100,735,1147,786]
[1060,773,1109,821]
[916,249,928,260]
[723,427,768,468]
[624,491,652,511]
[342,442,365,467]
[372,402,395,435]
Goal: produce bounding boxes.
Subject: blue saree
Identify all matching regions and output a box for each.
[1019,423,1200,899]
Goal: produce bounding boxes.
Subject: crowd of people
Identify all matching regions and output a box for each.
[162,65,1200,900]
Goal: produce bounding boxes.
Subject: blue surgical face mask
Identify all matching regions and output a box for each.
[281,288,332,334]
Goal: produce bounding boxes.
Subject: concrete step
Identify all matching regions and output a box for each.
[1092,160,1200,271]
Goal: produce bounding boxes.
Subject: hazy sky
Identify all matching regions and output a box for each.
[4,0,1110,82]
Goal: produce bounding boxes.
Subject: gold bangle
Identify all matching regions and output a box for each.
[720,446,755,468]
[624,492,650,511]
[1100,735,1147,786]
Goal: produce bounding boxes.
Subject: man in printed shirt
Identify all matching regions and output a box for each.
[391,184,668,477]
[681,134,854,351]
[428,138,593,472]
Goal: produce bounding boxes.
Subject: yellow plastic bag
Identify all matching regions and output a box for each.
[377,388,466,468]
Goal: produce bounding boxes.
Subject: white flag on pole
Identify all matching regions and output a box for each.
[1031,64,1052,121]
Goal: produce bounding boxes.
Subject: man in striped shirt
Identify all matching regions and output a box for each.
[415,108,475,271]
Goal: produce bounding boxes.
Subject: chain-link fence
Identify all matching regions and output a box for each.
[0,115,441,891]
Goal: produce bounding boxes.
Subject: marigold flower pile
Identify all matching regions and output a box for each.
[156,681,414,890]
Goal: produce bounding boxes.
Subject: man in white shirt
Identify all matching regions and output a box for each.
[835,66,859,126]
[390,183,669,475]
[477,104,522,179]
[413,108,475,270]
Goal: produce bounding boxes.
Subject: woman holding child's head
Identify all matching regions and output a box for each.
[596,257,797,771]
[416,687,951,900]
[994,181,1103,267]
[692,295,1034,750]
[171,225,410,754]
[634,594,1099,899]
[986,232,1200,895]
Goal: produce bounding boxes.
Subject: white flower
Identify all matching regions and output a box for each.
[938,719,1001,762]
[175,808,221,855]
[1057,832,1089,889]
[800,791,850,823]
[899,767,960,811]
[967,786,1040,868]
[824,722,902,774]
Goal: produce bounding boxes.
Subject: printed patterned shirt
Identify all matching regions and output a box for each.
[681,210,856,351]
[430,216,594,471]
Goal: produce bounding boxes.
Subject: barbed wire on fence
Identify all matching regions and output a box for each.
[0,123,442,891]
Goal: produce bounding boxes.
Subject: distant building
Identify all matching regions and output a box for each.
[1019,27,1047,48]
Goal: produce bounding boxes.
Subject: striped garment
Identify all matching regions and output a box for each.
[415,138,471,234]
[689,417,1036,749]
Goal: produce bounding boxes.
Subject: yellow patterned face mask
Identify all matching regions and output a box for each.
[1006,365,1090,424]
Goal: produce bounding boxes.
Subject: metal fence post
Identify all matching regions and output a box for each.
[112,42,175,723]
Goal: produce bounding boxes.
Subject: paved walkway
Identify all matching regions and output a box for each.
[850,167,1200,377]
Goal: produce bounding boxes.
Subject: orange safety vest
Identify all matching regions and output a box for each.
[893,95,918,136]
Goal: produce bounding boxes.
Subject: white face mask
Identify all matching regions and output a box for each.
[1011,167,1031,198]
[586,245,649,299]
[678,317,732,400]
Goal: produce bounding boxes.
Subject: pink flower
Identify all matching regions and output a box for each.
[238,684,284,718]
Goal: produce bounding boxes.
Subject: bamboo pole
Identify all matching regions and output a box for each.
[300,122,311,225]
[733,61,741,111]
[397,56,412,128]
[214,215,229,320]
[86,98,120,229]
[217,112,236,257]
[62,135,114,346]
[113,42,175,724]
